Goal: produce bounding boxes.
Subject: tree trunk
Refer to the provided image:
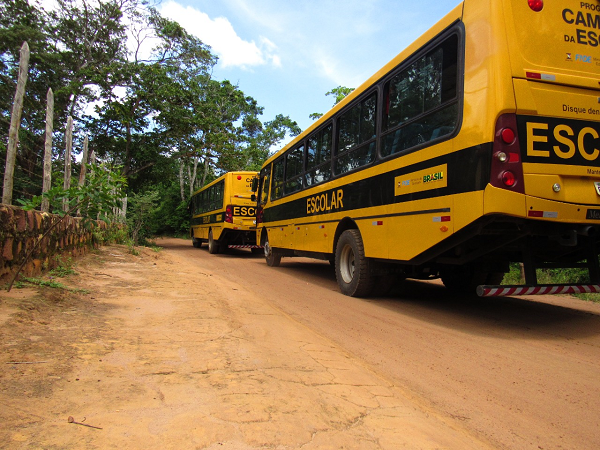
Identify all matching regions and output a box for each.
[62,116,73,212]
[189,156,199,198]
[200,151,211,187]
[179,160,185,202]
[41,87,54,212]
[2,42,30,205]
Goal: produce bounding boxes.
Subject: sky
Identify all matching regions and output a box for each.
[157,0,461,140]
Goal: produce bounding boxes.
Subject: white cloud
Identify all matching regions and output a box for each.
[159,1,280,69]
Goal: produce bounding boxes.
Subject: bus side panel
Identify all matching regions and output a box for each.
[295,222,334,254]
[360,197,455,261]
[452,191,485,232]
[267,224,289,249]
[456,0,515,156]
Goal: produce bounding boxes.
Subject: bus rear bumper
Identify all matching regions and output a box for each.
[227,244,263,249]
[477,284,600,297]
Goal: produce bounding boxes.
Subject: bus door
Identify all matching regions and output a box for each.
[504,0,600,209]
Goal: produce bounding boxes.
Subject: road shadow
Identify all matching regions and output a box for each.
[262,256,600,340]
[369,279,600,340]
[156,238,262,258]
[158,238,600,340]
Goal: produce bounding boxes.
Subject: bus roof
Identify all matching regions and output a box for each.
[191,171,258,197]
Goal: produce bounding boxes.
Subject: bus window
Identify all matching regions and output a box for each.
[284,144,305,195]
[381,34,459,157]
[259,166,271,205]
[214,181,224,210]
[335,93,377,174]
[271,158,285,200]
[206,187,213,212]
[307,124,332,186]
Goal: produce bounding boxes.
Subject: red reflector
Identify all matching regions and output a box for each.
[501,128,515,144]
[501,171,516,187]
[441,216,451,222]
[527,0,543,12]
[526,71,542,79]
[237,175,242,180]
[528,210,543,217]
[508,152,520,163]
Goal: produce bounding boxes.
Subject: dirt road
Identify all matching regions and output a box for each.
[1,237,599,449]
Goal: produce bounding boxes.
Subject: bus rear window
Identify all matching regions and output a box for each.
[381,34,459,157]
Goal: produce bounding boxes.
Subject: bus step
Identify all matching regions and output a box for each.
[477,284,600,297]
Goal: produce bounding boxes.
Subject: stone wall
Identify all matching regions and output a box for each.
[0,204,107,282]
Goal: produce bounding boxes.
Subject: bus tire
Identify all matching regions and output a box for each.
[264,236,281,267]
[335,229,374,297]
[208,230,220,254]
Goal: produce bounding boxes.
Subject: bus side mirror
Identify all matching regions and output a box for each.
[251,177,258,192]
[251,194,256,202]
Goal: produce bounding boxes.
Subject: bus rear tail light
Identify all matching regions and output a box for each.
[501,171,516,187]
[490,114,525,194]
[528,0,543,12]
[225,205,233,223]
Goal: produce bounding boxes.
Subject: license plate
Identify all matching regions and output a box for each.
[586,209,600,220]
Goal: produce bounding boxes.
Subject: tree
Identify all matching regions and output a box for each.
[0,0,136,202]
[241,114,301,169]
[310,85,355,120]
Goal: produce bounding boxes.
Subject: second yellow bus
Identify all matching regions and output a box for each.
[190,171,260,253]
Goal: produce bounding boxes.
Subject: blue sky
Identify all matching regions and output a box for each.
[159,0,461,141]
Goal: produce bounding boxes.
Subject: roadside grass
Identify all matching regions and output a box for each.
[503,263,600,303]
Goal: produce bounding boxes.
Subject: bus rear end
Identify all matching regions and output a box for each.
[221,172,261,250]
[480,0,600,295]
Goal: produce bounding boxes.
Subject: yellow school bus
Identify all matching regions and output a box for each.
[190,171,259,254]
[255,0,600,297]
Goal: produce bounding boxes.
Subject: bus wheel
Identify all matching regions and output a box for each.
[264,237,281,267]
[335,229,374,297]
[208,230,220,254]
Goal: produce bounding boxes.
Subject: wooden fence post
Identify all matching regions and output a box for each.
[62,116,73,212]
[2,41,30,205]
[41,88,54,212]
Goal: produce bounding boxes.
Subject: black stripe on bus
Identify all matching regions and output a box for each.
[191,212,224,226]
[263,143,492,223]
[292,207,452,227]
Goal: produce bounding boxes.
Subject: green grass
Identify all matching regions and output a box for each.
[15,276,89,294]
[503,263,600,303]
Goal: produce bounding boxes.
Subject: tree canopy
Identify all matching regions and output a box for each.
[0,0,300,235]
